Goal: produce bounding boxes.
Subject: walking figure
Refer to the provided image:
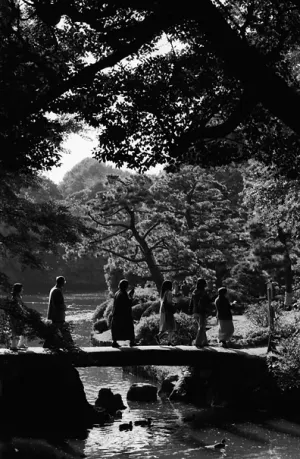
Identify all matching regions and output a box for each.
[189,278,211,347]
[9,283,28,350]
[111,279,136,348]
[215,287,234,348]
[44,276,74,349]
[155,280,177,345]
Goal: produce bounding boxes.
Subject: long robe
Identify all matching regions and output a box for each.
[111,290,134,341]
[159,291,176,333]
[189,288,211,346]
[215,296,234,342]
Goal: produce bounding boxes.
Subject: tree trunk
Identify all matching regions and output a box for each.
[284,291,293,308]
[131,227,164,292]
[144,250,164,293]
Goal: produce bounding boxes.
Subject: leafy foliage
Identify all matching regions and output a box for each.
[58,158,128,199]
[135,312,197,345]
[268,334,300,391]
[3,1,300,176]
[245,301,283,328]
[243,161,300,303]
[0,172,85,290]
[77,165,248,291]
[0,297,76,350]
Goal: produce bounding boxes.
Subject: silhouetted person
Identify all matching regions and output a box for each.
[155,280,177,345]
[215,287,234,348]
[189,278,211,347]
[44,276,74,349]
[9,283,28,350]
[111,279,135,348]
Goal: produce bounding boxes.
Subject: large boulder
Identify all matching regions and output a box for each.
[158,374,179,397]
[169,373,194,402]
[95,388,126,414]
[0,360,108,436]
[127,383,157,402]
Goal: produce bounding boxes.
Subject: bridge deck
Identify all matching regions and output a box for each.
[0,345,267,367]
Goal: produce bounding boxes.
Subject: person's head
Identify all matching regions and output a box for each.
[218,287,227,297]
[196,278,207,290]
[56,276,66,288]
[119,279,129,291]
[12,283,23,297]
[160,280,173,298]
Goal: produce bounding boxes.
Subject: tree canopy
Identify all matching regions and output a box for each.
[3,0,300,175]
[0,172,86,290]
[75,166,247,291]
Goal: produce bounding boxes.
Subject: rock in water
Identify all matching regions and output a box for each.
[127,383,157,402]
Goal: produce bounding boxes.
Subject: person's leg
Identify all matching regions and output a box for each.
[111,319,120,347]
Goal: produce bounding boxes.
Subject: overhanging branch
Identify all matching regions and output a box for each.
[31,11,176,116]
[97,246,146,263]
[169,86,258,156]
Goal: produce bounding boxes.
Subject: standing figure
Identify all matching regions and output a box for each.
[189,278,211,347]
[9,283,28,350]
[44,276,74,349]
[215,287,234,348]
[111,279,135,348]
[155,280,177,345]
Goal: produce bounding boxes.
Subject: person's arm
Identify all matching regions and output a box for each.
[128,287,135,298]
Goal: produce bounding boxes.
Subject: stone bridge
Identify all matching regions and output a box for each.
[0,345,267,367]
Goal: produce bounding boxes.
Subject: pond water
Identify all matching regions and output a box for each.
[20,292,300,459]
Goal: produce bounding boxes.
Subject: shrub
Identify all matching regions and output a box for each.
[0,297,77,351]
[103,301,113,327]
[141,301,160,317]
[172,312,198,344]
[92,300,110,322]
[135,312,197,345]
[268,335,300,391]
[135,314,160,345]
[245,300,283,328]
[238,328,269,347]
[131,303,151,321]
[93,319,108,333]
[133,286,157,303]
